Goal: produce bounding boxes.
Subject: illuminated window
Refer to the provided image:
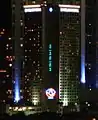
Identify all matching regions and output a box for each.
[9,64,12,67]
[6,44,9,47]
[20,44,23,47]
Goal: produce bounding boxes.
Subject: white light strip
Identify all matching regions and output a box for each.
[59,4,80,8]
[23,4,80,13]
[24,8,41,13]
[60,8,79,13]
[24,8,79,13]
[23,5,41,8]
[23,4,80,9]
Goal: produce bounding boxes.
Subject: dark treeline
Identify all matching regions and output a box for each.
[0,112,97,120]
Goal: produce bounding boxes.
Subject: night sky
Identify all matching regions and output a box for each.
[0,0,11,28]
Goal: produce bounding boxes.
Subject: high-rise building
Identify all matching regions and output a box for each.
[96,0,98,88]
[0,29,13,104]
[22,3,59,111]
[12,0,24,103]
[42,4,59,111]
[59,4,80,106]
[0,1,12,113]
[23,6,43,105]
[80,0,98,105]
[81,0,98,89]
[11,0,81,112]
[24,2,81,110]
[85,0,96,88]
[80,0,98,103]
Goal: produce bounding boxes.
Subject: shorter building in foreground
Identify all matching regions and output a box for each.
[7,105,42,116]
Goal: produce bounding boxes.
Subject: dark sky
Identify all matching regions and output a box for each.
[0,0,11,28]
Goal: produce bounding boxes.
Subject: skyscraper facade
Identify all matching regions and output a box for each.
[23,2,81,109]
[80,0,98,104]
[23,4,59,111]
[11,0,81,112]
[0,29,12,104]
[96,0,98,88]
[23,6,43,105]
[12,0,24,103]
[85,0,96,88]
[42,4,59,111]
[59,4,80,106]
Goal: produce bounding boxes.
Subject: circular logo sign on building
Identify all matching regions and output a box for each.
[45,88,56,99]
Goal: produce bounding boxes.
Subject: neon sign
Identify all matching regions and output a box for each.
[48,44,52,72]
[45,88,56,99]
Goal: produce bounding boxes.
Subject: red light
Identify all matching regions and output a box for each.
[0,70,6,73]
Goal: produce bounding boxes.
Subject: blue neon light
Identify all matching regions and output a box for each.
[81,55,86,83]
[48,44,52,72]
[14,87,20,103]
[49,7,53,12]
[14,70,20,103]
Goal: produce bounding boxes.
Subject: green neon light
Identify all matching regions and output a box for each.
[48,44,52,72]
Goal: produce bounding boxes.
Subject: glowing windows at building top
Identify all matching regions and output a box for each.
[23,4,80,13]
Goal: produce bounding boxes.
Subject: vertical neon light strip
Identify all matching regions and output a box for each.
[48,44,52,72]
[14,63,20,103]
[12,0,22,103]
[81,0,86,83]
